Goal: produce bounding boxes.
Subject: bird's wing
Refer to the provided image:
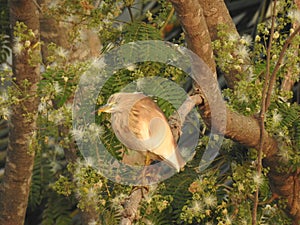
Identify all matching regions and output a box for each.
[129,97,167,148]
[128,96,186,171]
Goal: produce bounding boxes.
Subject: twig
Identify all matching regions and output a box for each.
[252,1,277,224]
[169,95,203,141]
[265,24,300,110]
[127,6,134,23]
[94,0,102,8]
[281,20,299,91]
[32,0,43,13]
[160,7,175,34]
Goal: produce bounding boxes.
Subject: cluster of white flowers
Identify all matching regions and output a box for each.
[240,35,252,46]
[203,194,217,208]
[55,46,69,59]
[53,81,62,94]
[272,109,282,124]
[12,37,23,56]
[146,10,153,21]
[0,92,10,120]
[88,123,104,136]
[288,10,300,23]
[71,127,85,141]
[191,200,204,213]
[253,172,264,187]
[0,105,10,120]
[88,220,97,225]
[48,108,65,125]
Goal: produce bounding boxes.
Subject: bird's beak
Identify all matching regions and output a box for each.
[97,103,114,115]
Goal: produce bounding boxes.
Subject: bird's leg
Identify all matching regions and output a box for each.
[145,152,151,167]
[140,152,151,185]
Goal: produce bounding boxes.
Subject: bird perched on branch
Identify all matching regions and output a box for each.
[97,92,185,172]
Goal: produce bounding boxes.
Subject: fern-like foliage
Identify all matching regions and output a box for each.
[27,135,75,225]
[41,192,73,225]
[0,34,9,64]
[0,119,8,175]
[272,101,300,170]
[123,22,161,43]
[0,0,10,64]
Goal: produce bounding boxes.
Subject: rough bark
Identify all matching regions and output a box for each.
[295,0,300,9]
[120,187,146,225]
[171,0,216,77]
[198,0,238,41]
[170,0,277,157]
[169,0,300,223]
[198,0,241,89]
[0,1,40,225]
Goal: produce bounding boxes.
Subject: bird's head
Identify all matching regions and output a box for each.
[97,93,124,114]
[97,102,115,114]
[97,92,145,115]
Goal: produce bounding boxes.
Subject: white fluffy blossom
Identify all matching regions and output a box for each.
[240,35,252,46]
[53,81,62,94]
[253,172,264,186]
[203,194,217,208]
[288,10,300,23]
[13,37,23,55]
[56,47,69,58]
[0,107,10,120]
[272,110,282,124]
[71,128,85,140]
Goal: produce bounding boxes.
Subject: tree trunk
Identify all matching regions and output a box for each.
[0,1,40,225]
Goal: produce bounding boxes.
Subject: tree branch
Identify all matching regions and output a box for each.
[169,0,278,157]
[280,14,300,92]
[265,25,300,110]
[119,187,147,225]
[170,0,217,76]
[253,1,278,223]
[198,0,238,41]
[198,0,241,89]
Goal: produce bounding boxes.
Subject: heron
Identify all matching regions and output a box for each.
[97,92,185,172]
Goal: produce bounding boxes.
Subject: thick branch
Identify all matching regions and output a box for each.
[295,0,300,9]
[169,0,278,157]
[170,0,216,76]
[281,20,299,92]
[198,0,241,89]
[225,111,278,156]
[198,0,238,41]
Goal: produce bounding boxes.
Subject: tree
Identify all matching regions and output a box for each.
[0,0,102,224]
[0,0,300,224]
[0,1,40,224]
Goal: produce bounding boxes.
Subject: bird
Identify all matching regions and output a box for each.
[97,92,186,172]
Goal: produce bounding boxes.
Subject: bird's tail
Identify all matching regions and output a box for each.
[165,148,186,172]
